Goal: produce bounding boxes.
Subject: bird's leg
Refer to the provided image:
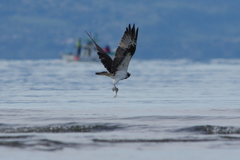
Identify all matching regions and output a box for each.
[112,85,116,91]
[112,85,119,98]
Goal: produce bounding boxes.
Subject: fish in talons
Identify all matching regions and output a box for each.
[112,86,118,98]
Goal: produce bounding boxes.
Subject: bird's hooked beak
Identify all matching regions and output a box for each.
[112,87,119,98]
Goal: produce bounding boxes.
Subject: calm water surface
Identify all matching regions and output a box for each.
[0,59,240,160]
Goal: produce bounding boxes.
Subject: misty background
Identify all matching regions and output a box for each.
[1,0,240,60]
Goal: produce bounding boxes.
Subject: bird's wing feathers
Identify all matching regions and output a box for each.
[86,24,138,74]
[86,32,113,73]
[112,24,139,73]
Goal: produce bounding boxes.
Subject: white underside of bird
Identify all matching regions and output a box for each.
[97,70,128,98]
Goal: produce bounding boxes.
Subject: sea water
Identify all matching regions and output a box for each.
[0,59,240,160]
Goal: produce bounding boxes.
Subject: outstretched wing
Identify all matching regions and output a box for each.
[112,24,139,73]
[86,32,113,73]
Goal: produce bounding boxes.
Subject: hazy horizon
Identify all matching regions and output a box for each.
[1,0,240,60]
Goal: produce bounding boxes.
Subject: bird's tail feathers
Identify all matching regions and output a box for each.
[96,71,112,77]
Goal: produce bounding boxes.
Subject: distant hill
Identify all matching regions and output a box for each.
[1,0,240,60]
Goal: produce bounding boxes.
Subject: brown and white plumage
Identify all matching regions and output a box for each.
[86,24,139,97]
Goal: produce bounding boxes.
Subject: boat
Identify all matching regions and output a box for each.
[61,41,99,62]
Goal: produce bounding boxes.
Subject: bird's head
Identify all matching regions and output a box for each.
[125,72,131,79]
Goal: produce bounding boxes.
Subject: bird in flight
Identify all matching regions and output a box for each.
[86,24,139,98]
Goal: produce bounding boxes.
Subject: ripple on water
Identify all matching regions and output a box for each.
[176,125,240,134]
[0,123,123,133]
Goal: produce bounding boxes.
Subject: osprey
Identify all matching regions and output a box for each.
[86,24,139,97]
